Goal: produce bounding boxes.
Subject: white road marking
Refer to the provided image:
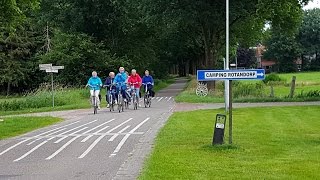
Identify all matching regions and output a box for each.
[80,125,110,142]
[81,119,115,142]
[164,97,168,99]
[108,126,130,142]
[27,128,67,145]
[94,125,110,134]
[78,118,133,159]
[33,121,80,137]
[46,136,80,160]
[111,117,150,155]
[167,97,172,101]
[156,97,159,99]
[157,97,163,102]
[0,139,30,156]
[52,120,97,143]
[14,141,48,162]
[54,127,88,143]
[78,135,106,159]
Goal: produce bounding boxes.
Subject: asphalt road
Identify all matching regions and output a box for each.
[0,78,188,180]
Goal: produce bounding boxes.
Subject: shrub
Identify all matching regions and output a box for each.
[296,90,320,98]
[263,73,284,84]
[233,82,265,98]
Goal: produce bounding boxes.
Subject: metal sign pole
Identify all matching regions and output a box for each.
[225,0,230,112]
[51,72,54,109]
[229,80,233,144]
[39,64,64,111]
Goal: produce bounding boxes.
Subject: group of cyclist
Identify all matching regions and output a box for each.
[86,67,154,110]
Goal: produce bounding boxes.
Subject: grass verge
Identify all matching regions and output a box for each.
[0,116,62,140]
[0,78,175,116]
[140,106,320,179]
[176,72,320,103]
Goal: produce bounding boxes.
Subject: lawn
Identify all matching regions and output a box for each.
[140,106,320,179]
[176,72,320,103]
[0,116,62,140]
[0,78,174,116]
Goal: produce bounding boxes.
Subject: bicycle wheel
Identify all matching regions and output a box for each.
[144,94,148,108]
[132,94,137,110]
[118,94,122,113]
[121,98,124,112]
[109,94,113,112]
[93,96,97,114]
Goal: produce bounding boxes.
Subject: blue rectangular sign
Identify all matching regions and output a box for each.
[197,69,265,81]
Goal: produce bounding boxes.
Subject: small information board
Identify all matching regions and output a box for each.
[197,69,265,81]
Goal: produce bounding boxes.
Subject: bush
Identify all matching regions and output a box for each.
[296,90,320,98]
[233,82,265,98]
[263,73,284,84]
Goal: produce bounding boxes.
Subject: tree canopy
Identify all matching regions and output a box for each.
[0,0,317,94]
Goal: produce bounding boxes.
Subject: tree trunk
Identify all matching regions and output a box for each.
[6,81,11,97]
[185,59,190,76]
[202,24,216,90]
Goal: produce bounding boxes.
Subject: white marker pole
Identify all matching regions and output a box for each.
[225,0,230,112]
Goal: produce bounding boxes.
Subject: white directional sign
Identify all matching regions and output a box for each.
[39,63,64,109]
[197,69,265,81]
[46,69,59,73]
[51,66,64,70]
[39,64,52,70]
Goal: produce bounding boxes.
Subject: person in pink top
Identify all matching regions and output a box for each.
[128,69,142,106]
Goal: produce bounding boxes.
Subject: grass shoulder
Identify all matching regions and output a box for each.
[176,72,320,103]
[140,106,320,179]
[0,116,62,140]
[0,77,174,116]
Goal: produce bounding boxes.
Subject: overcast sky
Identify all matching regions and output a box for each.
[303,0,320,9]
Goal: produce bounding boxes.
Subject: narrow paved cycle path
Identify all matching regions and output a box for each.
[0,78,188,180]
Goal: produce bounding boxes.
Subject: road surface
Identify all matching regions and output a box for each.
[0,78,188,180]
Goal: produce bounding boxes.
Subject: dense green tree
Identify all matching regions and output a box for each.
[299,8,320,70]
[38,30,130,86]
[0,0,40,32]
[264,31,302,72]
[0,21,40,95]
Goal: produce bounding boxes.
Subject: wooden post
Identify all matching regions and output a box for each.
[289,76,296,98]
[270,85,274,97]
[229,80,233,144]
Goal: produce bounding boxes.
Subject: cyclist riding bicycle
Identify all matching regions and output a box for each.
[104,72,117,108]
[128,69,142,107]
[142,70,155,97]
[86,71,102,110]
[114,67,129,102]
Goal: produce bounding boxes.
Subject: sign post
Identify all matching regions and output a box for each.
[39,64,64,110]
[197,69,265,144]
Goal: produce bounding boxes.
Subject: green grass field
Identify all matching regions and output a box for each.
[176,72,320,103]
[0,79,174,116]
[0,116,62,140]
[140,106,320,179]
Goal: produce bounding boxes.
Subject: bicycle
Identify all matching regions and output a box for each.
[88,84,100,114]
[116,83,125,113]
[104,84,116,112]
[130,82,139,110]
[142,82,152,108]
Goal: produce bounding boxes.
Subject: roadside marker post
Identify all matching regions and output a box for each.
[197,69,265,145]
[39,64,64,110]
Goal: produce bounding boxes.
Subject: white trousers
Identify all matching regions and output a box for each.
[90,90,100,106]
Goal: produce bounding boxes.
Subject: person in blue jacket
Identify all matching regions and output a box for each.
[142,70,155,97]
[114,67,129,102]
[86,71,102,109]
